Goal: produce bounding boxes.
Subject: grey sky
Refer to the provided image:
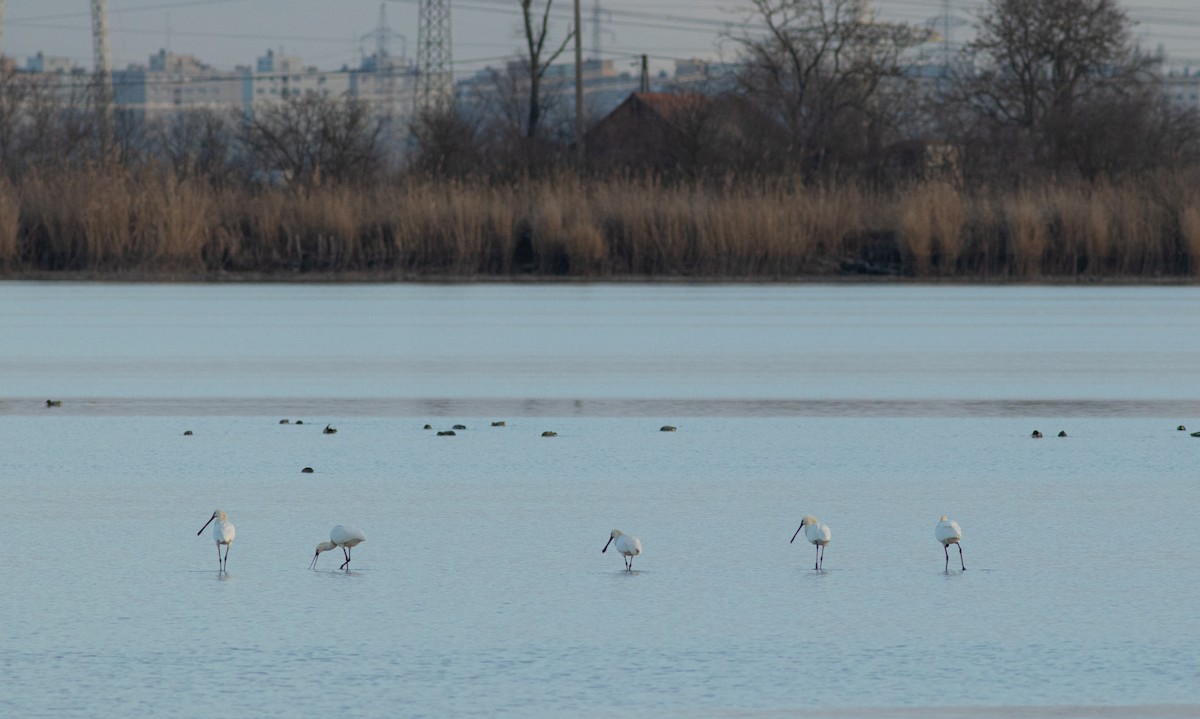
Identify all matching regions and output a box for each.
[4,0,1200,77]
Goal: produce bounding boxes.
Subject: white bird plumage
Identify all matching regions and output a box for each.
[790,514,831,570]
[936,515,965,572]
[602,529,642,571]
[310,525,367,570]
[197,509,236,572]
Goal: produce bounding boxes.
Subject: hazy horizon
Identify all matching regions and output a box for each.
[4,0,1200,80]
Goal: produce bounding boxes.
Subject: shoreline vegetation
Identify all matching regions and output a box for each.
[3,168,1200,282]
[5,0,1200,284]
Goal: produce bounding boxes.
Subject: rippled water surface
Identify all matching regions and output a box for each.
[1,283,1198,718]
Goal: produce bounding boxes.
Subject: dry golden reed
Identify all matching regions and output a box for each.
[0,182,18,269]
[1180,205,1200,276]
[3,168,1199,279]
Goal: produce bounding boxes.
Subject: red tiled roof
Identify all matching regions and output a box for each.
[630,92,712,120]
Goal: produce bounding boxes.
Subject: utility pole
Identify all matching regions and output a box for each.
[574,0,584,165]
[91,0,114,150]
[363,4,403,114]
[416,0,454,114]
[591,0,601,61]
[639,54,649,93]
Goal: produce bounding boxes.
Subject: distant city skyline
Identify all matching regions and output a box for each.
[5,0,1200,78]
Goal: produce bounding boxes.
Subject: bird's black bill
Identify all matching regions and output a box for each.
[602,537,613,553]
[197,515,215,536]
[790,525,803,544]
[308,552,319,569]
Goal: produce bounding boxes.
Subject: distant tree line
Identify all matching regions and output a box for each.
[408,0,1200,184]
[0,0,1194,188]
[3,0,1200,279]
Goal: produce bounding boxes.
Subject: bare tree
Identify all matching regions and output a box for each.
[114,107,150,167]
[955,0,1166,176]
[732,0,930,177]
[0,68,103,175]
[0,66,46,175]
[474,56,573,174]
[408,108,487,177]
[517,0,575,141]
[237,94,387,186]
[150,108,237,182]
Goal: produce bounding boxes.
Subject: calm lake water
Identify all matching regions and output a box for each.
[1,282,1198,718]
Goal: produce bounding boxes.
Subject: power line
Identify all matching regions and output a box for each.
[386,0,743,35]
[10,20,363,47]
[7,0,250,24]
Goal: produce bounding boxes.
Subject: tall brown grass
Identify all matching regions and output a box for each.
[3,167,1200,280]
[0,181,18,270]
[896,182,966,276]
[1180,205,1200,276]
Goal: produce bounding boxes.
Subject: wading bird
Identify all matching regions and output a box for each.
[309,525,367,570]
[602,529,642,571]
[197,509,236,572]
[936,515,965,572]
[791,515,831,570]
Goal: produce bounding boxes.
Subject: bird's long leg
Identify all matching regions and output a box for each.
[944,544,950,573]
[216,543,222,571]
[339,546,349,570]
[222,544,230,571]
[958,543,966,571]
[820,544,825,570]
[814,544,819,571]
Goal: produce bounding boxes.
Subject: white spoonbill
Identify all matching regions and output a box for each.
[602,529,642,571]
[197,509,236,572]
[309,525,367,570]
[936,515,965,572]
[790,515,831,570]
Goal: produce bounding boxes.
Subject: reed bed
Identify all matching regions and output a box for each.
[4,168,1200,279]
